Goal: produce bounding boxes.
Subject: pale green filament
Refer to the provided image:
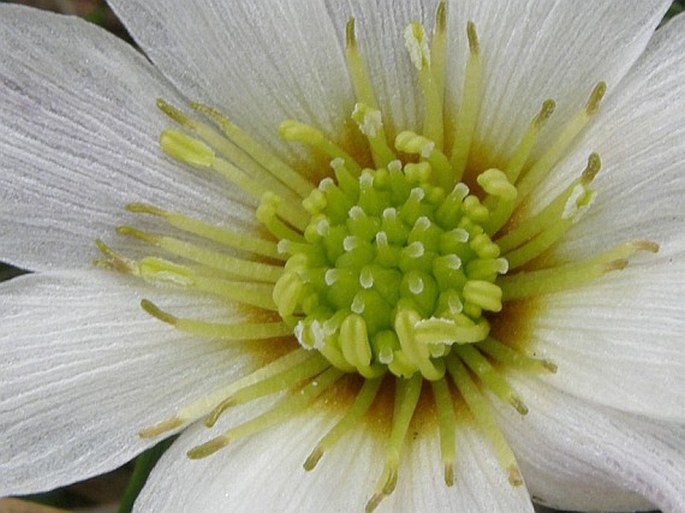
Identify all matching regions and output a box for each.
[187,366,343,459]
[514,82,606,204]
[366,374,422,513]
[447,356,523,486]
[160,129,308,231]
[126,202,283,260]
[116,226,283,282]
[431,377,457,486]
[450,22,482,180]
[141,299,291,340]
[404,22,444,149]
[453,344,528,414]
[139,349,313,438]
[499,240,659,300]
[189,101,314,197]
[346,18,382,111]
[158,99,307,202]
[430,1,448,108]
[503,99,556,184]
[204,353,330,427]
[304,377,383,470]
[279,119,362,176]
[479,337,557,374]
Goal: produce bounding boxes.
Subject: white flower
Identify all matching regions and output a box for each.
[1,1,685,512]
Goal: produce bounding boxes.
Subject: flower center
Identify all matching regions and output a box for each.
[274,130,505,381]
[95,3,658,511]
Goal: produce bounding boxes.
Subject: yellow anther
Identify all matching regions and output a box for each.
[515,83,608,203]
[352,103,396,168]
[140,299,178,325]
[477,169,518,202]
[160,129,215,168]
[138,257,195,287]
[157,98,195,128]
[279,120,361,176]
[586,81,607,115]
[404,22,431,70]
[535,99,557,127]
[279,119,325,144]
[395,130,434,157]
[466,20,479,55]
[580,152,602,184]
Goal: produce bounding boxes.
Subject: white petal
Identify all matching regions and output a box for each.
[497,376,685,513]
[0,270,261,495]
[136,397,533,512]
[534,12,685,260]
[522,247,685,422]
[0,5,252,272]
[108,0,356,153]
[446,0,671,163]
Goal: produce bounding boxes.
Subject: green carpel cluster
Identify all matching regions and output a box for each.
[273,143,506,380]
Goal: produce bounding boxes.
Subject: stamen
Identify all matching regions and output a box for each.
[499,154,600,269]
[346,18,382,111]
[463,280,503,312]
[446,356,523,486]
[478,337,557,374]
[499,240,659,300]
[339,314,383,378]
[117,226,283,282]
[430,378,457,486]
[304,377,383,470]
[257,193,306,242]
[352,103,396,168]
[279,120,362,176]
[140,299,291,340]
[140,350,314,439]
[366,374,422,513]
[159,129,215,168]
[98,248,277,313]
[158,99,307,201]
[188,366,343,459]
[135,256,275,308]
[495,153,601,253]
[450,22,482,181]
[514,82,606,202]
[394,131,452,189]
[503,99,556,184]
[453,344,528,415]
[160,130,257,196]
[189,101,314,198]
[126,203,283,260]
[430,1,447,108]
[93,239,139,275]
[404,22,444,149]
[204,353,331,427]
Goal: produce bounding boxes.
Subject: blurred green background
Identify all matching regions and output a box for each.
[1,0,683,512]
